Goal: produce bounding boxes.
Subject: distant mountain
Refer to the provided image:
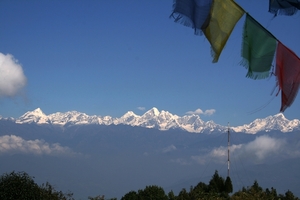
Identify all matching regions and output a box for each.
[14,107,225,134]
[1,108,298,134]
[232,113,300,134]
[1,108,300,199]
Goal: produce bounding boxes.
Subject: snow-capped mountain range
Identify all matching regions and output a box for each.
[1,108,300,134]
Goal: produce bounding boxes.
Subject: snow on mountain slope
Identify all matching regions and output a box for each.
[16,108,50,124]
[48,111,102,125]
[117,111,139,125]
[14,107,223,133]
[132,108,181,130]
[17,108,114,126]
[12,108,300,134]
[232,113,300,134]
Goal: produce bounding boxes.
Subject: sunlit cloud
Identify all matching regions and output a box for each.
[0,135,78,157]
[192,135,294,165]
[204,109,216,116]
[137,107,146,111]
[186,108,203,115]
[0,53,27,97]
[186,108,216,116]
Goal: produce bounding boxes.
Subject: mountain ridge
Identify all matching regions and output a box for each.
[1,107,298,134]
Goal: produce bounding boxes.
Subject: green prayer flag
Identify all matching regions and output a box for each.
[241,14,277,79]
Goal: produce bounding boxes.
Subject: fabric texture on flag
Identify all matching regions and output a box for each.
[275,41,300,112]
[269,0,300,16]
[170,0,212,35]
[241,14,277,79]
[204,0,244,63]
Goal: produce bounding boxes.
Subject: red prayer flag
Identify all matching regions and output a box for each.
[275,41,300,112]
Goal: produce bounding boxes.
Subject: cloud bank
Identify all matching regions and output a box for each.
[0,53,27,97]
[192,135,297,165]
[0,135,77,157]
[186,108,216,116]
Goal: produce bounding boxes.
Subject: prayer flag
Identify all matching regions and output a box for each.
[269,0,300,16]
[204,0,244,63]
[275,42,300,112]
[170,0,212,35]
[241,14,277,79]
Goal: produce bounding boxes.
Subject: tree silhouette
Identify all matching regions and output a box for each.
[224,176,233,193]
[138,185,168,200]
[0,171,74,200]
[121,191,139,200]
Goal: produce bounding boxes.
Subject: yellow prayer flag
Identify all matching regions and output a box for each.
[204,0,244,63]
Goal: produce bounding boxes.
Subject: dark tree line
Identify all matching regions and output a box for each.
[121,171,299,200]
[231,180,299,200]
[0,170,298,200]
[121,170,233,200]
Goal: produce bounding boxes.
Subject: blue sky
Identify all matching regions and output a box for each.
[0,0,300,126]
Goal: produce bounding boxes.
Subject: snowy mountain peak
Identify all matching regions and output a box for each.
[17,108,48,124]
[232,113,299,134]
[143,107,160,117]
[118,111,139,125]
[12,107,223,133]
[122,111,138,118]
[32,108,45,116]
[10,108,300,134]
[274,112,286,119]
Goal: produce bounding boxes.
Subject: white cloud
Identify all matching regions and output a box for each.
[192,144,243,165]
[162,145,177,153]
[242,135,286,160]
[137,107,146,111]
[0,135,77,157]
[0,53,27,97]
[204,109,216,116]
[171,158,191,165]
[186,108,204,115]
[192,135,291,165]
[186,108,216,116]
[191,155,207,165]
